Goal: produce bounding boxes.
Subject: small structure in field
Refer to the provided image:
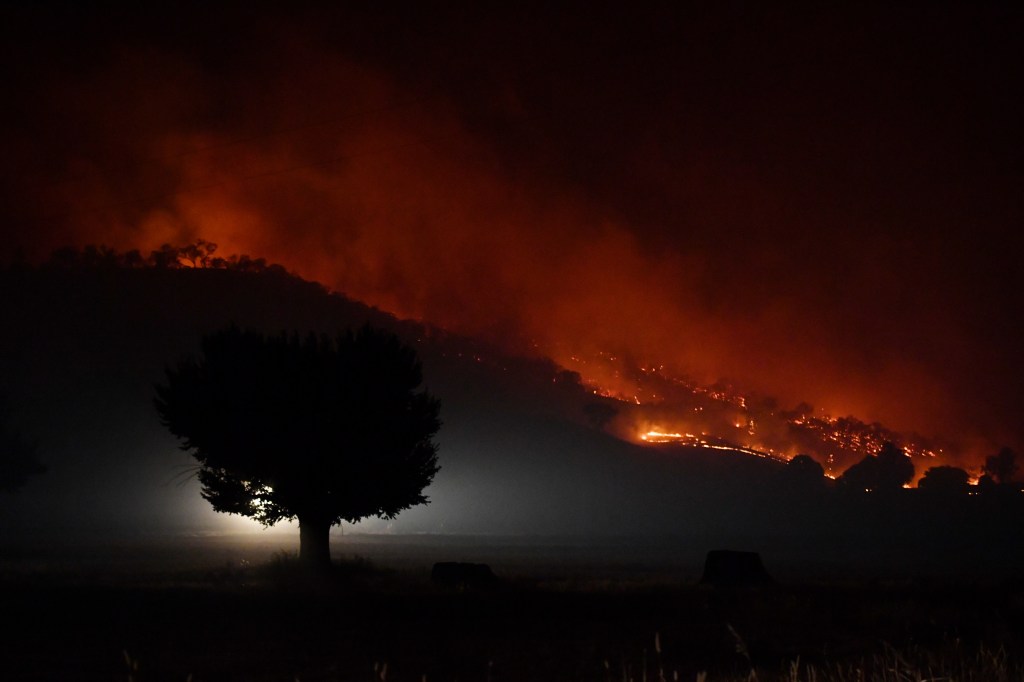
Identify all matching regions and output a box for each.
[700,550,773,587]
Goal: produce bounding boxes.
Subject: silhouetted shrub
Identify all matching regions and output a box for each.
[917,465,970,496]
[838,442,913,492]
[780,453,827,490]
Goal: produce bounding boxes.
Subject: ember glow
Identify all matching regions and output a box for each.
[639,430,784,462]
[1,5,1021,473]
[640,431,689,444]
[559,348,947,476]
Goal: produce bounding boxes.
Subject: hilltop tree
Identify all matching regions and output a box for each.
[0,396,46,493]
[838,442,914,492]
[177,239,218,268]
[155,326,441,569]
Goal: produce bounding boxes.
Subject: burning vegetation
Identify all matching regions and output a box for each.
[565,349,949,477]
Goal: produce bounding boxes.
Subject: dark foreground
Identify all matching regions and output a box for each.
[2,536,1024,681]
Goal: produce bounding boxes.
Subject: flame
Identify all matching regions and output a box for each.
[636,429,785,462]
[640,430,687,443]
[587,351,954,474]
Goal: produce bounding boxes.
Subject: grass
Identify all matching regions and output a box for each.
[119,634,1024,681]
[3,549,1024,681]
[602,633,1024,682]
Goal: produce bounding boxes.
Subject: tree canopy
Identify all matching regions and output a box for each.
[838,442,914,492]
[155,326,441,567]
[917,465,970,496]
[779,454,827,490]
[982,447,1019,486]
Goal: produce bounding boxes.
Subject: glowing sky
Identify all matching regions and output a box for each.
[1,4,1021,462]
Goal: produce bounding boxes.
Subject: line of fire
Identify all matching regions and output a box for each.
[560,351,946,479]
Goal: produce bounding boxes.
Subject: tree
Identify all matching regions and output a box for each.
[0,396,45,493]
[982,447,1019,486]
[779,454,827,489]
[155,326,441,569]
[177,239,218,268]
[917,465,970,496]
[837,454,879,491]
[838,442,913,492]
[148,243,181,269]
[875,441,915,489]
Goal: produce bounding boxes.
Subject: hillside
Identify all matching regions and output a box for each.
[1,257,1021,577]
[0,260,783,537]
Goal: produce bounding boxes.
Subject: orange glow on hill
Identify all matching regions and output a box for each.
[5,34,1018,474]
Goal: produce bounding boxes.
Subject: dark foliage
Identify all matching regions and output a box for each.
[43,241,287,275]
[982,447,1019,486]
[838,442,914,492]
[155,326,441,565]
[917,465,970,496]
[779,453,827,489]
[0,395,45,493]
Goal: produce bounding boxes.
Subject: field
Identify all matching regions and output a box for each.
[2,534,1023,681]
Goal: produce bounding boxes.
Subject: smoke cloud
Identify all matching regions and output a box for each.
[2,5,1021,464]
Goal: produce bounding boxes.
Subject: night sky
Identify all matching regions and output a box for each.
[2,3,1022,463]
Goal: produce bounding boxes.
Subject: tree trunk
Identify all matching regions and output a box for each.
[298,518,332,571]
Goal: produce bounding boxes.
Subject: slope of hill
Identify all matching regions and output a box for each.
[1,256,1021,578]
[0,259,783,539]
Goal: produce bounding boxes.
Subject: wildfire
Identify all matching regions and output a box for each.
[638,430,786,462]
[568,348,952,471]
[640,430,687,443]
[34,242,970,475]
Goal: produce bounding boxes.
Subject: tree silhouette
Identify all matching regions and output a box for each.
[875,441,915,489]
[837,454,878,491]
[177,239,218,268]
[838,442,913,492]
[982,447,1019,486]
[155,326,441,569]
[780,454,827,489]
[917,465,970,496]
[0,396,45,493]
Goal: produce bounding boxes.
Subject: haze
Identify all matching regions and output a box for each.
[1,5,1021,462]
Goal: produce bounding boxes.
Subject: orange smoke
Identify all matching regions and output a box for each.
[3,28,1017,469]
